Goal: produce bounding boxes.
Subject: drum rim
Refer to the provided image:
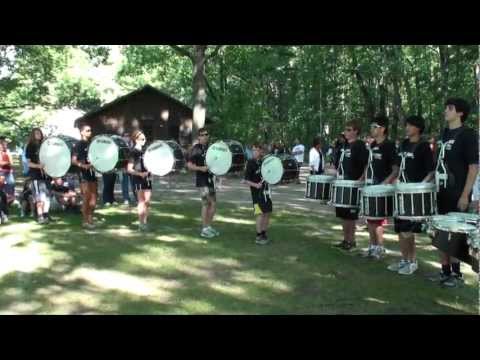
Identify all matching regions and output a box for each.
[395,182,436,192]
[333,180,365,186]
[307,175,336,181]
[362,184,396,195]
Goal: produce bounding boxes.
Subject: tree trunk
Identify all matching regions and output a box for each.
[350,47,375,120]
[438,45,450,100]
[192,45,207,139]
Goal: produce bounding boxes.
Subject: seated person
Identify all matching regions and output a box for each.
[20,178,35,218]
[51,177,79,212]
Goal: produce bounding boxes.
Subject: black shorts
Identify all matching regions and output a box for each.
[133,178,152,191]
[335,207,359,220]
[394,218,423,234]
[79,170,97,183]
[252,194,273,215]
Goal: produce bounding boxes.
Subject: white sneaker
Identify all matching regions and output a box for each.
[207,226,220,236]
[398,261,418,275]
[83,223,96,230]
[200,228,215,239]
[362,245,375,258]
[387,259,409,272]
[372,246,386,260]
[123,200,130,206]
[104,202,112,207]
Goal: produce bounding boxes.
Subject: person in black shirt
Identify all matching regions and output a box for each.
[363,115,399,259]
[186,128,219,239]
[127,130,152,232]
[25,128,51,224]
[244,143,272,245]
[72,124,98,230]
[430,98,479,287]
[333,120,369,251]
[388,115,435,276]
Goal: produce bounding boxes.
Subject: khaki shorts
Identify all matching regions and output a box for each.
[199,186,216,206]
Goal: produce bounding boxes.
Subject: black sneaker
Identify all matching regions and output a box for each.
[344,242,357,251]
[333,241,348,249]
[442,274,464,288]
[255,234,270,246]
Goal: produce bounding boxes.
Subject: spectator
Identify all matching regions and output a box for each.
[0,137,15,200]
[291,139,305,165]
[50,177,79,213]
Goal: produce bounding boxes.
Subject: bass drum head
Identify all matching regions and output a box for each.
[88,135,119,174]
[39,136,73,178]
[206,141,232,176]
[261,155,284,185]
[144,141,175,176]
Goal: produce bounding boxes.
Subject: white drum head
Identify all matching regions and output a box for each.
[88,136,118,173]
[39,137,71,178]
[206,141,232,176]
[144,141,175,176]
[363,184,395,196]
[261,156,284,185]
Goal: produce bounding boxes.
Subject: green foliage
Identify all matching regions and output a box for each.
[54,75,102,112]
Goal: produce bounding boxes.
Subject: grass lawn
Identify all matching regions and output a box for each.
[0,180,478,314]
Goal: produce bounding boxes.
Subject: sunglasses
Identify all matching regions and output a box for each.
[370,124,382,129]
[344,128,354,132]
[199,133,209,136]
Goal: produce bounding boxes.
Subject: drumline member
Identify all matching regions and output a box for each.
[72,124,98,230]
[430,98,479,287]
[127,130,152,232]
[333,120,369,251]
[309,137,324,175]
[244,143,272,245]
[363,115,399,259]
[25,128,51,224]
[186,128,220,239]
[387,116,435,275]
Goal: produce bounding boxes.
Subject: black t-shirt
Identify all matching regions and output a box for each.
[396,139,434,183]
[338,140,369,180]
[368,139,397,184]
[245,158,270,199]
[129,149,147,173]
[25,142,46,180]
[72,140,96,180]
[437,126,479,194]
[188,143,214,188]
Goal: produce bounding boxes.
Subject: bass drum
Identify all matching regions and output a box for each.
[206,140,246,176]
[225,140,246,173]
[88,135,130,174]
[39,135,79,178]
[261,155,284,185]
[144,140,185,176]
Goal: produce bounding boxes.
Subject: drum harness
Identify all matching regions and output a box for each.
[259,158,272,203]
[435,127,465,191]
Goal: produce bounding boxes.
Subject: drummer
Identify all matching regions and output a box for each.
[244,143,272,245]
[72,124,98,231]
[388,116,435,276]
[186,128,220,239]
[333,120,369,251]
[363,115,399,259]
[430,98,479,287]
[127,130,152,232]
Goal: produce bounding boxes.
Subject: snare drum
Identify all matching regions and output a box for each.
[143,140,185,176]
[329,180,364,208]
[305,175,335,203]
[261,155,284,185]
[446,212,480,226]
[39,135,79,178]
[361,184,395,220]
[427,215,479,273]
[88,135,131,174]
[395,182,437,221]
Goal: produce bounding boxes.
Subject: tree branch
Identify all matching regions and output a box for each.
[169,45,193,61]
[206,45,224,60]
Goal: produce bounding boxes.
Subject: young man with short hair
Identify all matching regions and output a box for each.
[388,116,435,275]
[430,98,479,287]
[363,115,399,259]
[187,128,219,239]
[309,137,324,175]
[333,120,369,251]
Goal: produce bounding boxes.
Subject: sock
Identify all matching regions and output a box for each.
[261,231,266,238]
[442,264,452,276]
[43,212,49,219]
[256,232,261,237]
[451,262,462,277]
